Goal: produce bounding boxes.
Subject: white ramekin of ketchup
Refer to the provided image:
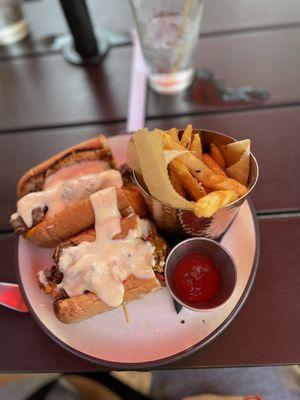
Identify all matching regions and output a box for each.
[165,238,237,311]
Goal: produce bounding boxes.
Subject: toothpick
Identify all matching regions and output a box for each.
[122,303,130,323]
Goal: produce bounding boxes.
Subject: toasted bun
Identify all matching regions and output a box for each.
[25,188,134,248]
[54,276,160,323]
[122,182,148,217]
[16,135,150,248]
[16,135,128,247]
[52,214,141,259]
[41,217,166,323]
[18,135,115,198]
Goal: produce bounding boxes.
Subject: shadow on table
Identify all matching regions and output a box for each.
[0,366,299,400]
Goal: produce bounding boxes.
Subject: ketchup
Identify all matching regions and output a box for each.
[172,253,222,304]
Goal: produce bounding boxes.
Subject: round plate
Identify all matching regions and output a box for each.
[17,134,259,369]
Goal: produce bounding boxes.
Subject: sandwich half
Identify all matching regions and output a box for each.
[11,135,146,247]
[38,187,167,323]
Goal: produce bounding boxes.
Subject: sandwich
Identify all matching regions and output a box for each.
[38,186,167,323]
[11,135,146,248]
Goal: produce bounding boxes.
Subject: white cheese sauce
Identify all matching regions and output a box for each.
[43,160,109,189]
[15,169,122,227]
[58,187,155,307]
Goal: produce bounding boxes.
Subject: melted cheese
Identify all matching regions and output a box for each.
[16,169,122,227]
[44,160,109,189]
[58,188,155,307]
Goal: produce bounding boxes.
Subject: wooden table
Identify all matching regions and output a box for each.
[0,0,299,372]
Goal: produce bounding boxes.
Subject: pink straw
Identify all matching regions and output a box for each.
[126,30,147,132]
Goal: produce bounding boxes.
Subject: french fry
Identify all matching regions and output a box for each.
[202,153,226,176]
[162,133,248,197]
[170,158,205,201]
[190,133,202,159]
[210,143,226,169]
[168,128,179,142]
[180,124,193,149]
[203,185,213,194]
[194,190,238,218]
[188,159,248,197]
[169,165,186,197]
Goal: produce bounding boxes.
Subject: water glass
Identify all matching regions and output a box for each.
[0,0,28,45]
[129,0,203,94]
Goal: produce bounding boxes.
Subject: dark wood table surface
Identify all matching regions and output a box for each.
[0,0,299,372]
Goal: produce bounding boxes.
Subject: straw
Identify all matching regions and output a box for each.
[126,30,147,132]
[172,0,193,73]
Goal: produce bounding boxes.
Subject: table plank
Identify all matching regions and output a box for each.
[1,106,299,231]
[202,0,300,35]
[0,215,299,371]
[1,28,300,131]
[22,0,300,40]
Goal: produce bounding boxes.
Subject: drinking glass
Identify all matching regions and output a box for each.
[0,0,28,45]
[129,0,203,94]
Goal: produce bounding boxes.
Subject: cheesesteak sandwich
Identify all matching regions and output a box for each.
[11,135,145,248]
[38,187,167,323]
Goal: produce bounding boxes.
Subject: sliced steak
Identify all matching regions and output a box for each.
[11,215,28,234]
[11,206,47,234]
[45,265,63,284]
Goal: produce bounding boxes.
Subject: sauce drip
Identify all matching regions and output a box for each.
[58,187,155,307]
[16,169,122,227]
[172,253,221,304]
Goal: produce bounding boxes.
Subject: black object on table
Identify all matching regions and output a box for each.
[58,0,109,65]
[26,373,153,400]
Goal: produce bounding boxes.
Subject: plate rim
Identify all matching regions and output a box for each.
[16,199,260,370]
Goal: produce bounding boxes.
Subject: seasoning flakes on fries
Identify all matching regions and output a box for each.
[163,124,248,217]
[130,125,251,218]
[180,124,193,149]
[170,158,206,201]
[202,153,226,177]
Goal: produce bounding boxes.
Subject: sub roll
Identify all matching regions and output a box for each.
[11,135,146,247]
[38,187,167,323]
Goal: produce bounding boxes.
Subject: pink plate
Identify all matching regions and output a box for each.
[18,134,259,368]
